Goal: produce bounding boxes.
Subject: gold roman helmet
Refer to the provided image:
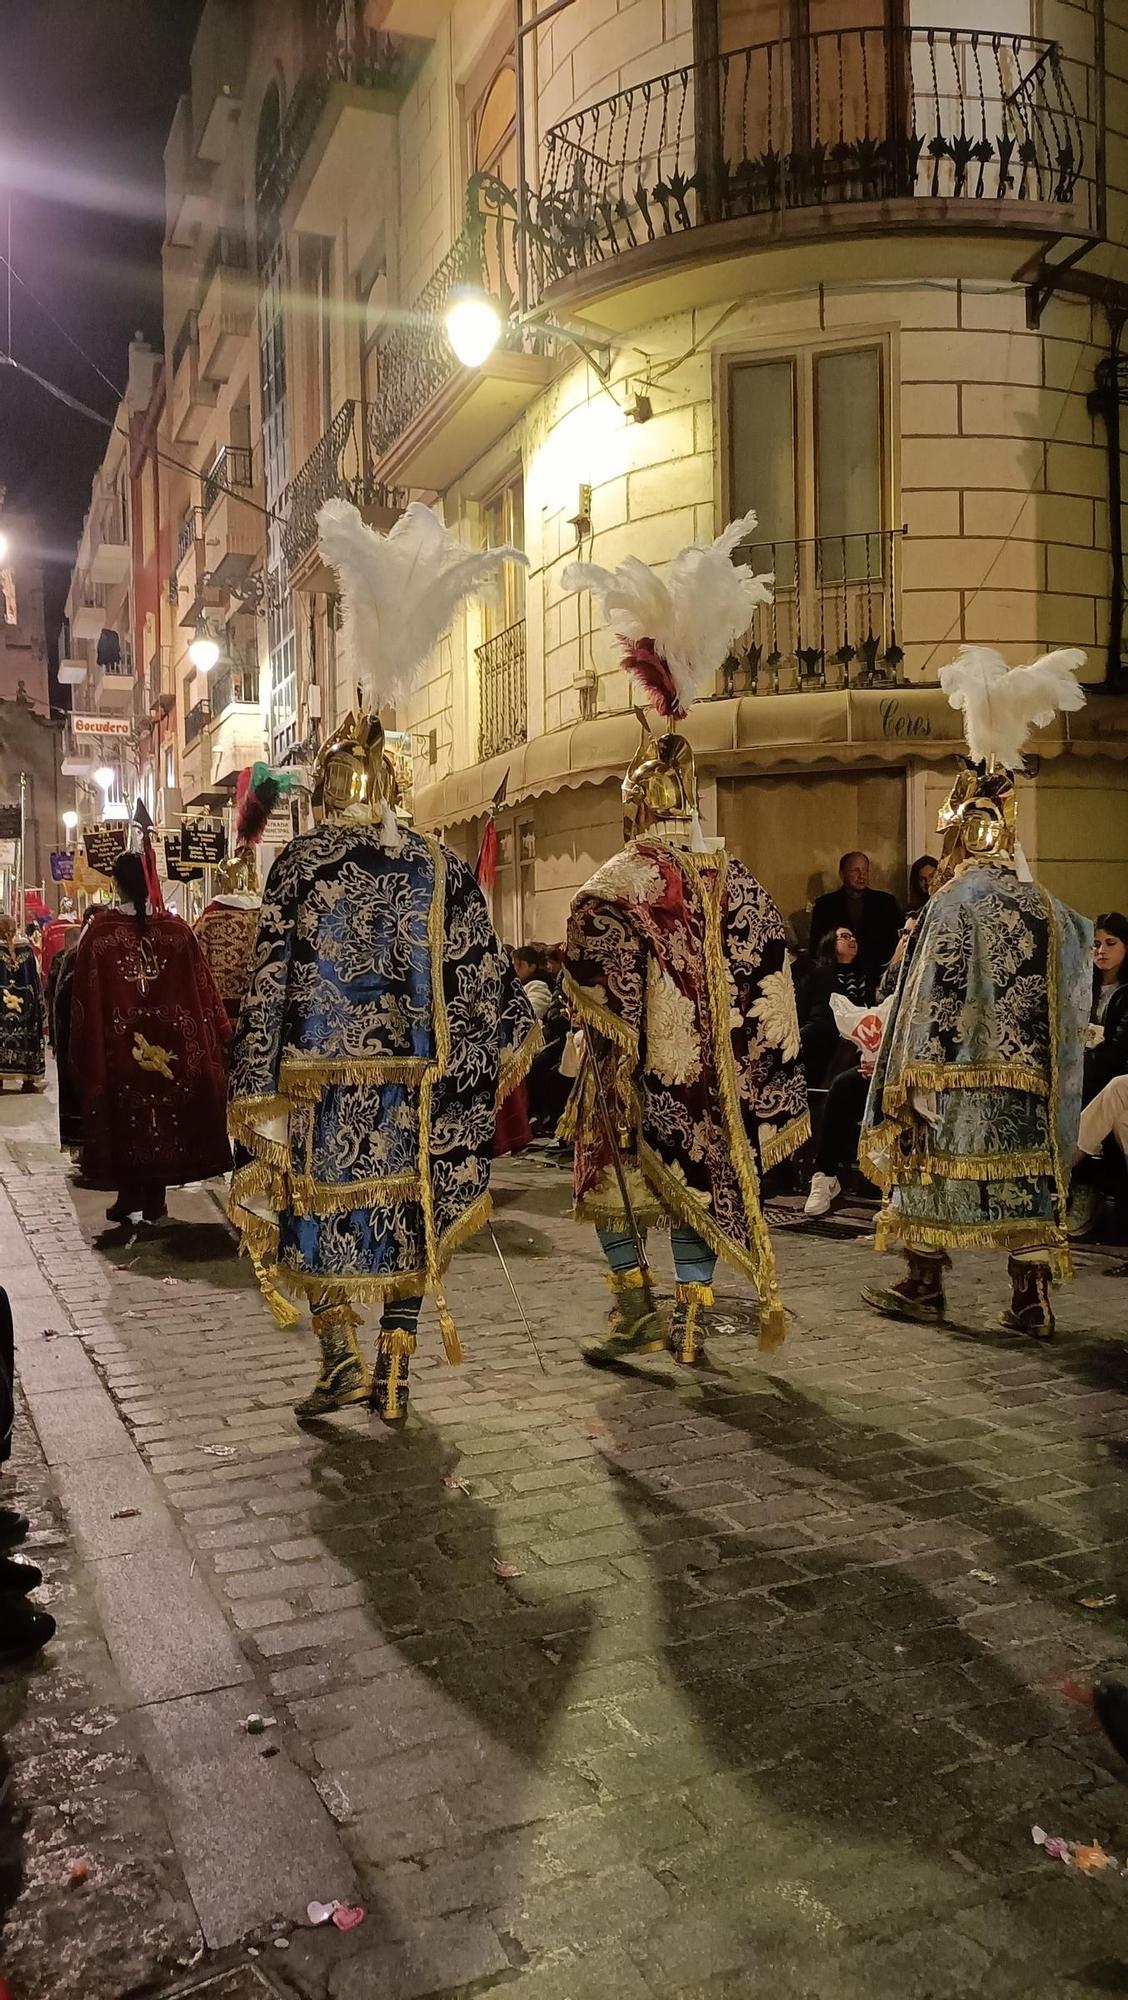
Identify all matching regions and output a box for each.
[310,710,395,825]
[935,759,1017,883]
[215,844,259,895]
[622,722,698,839]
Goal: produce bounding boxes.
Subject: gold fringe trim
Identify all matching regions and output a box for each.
[760,1110,811,1171]
[1039,882,1072,1244]
[247,1245,303,1328]
[288,1172,420,1218]
[229,1156,289,1215]
[230,1189,495,1311]
[875,1205,1073,1279]
[911,1149,1054,1184]
[424,834,451,1073]
[882,1063,1047,1120]
[280,1056,432,1099]
[497,1022,542,1109]
[563,973,640,1059]
[228,1093,291,1167]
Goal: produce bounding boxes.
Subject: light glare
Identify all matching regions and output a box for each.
[445,290,502,369]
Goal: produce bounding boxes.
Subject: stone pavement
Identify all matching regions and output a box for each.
[3,1072,1128,1999]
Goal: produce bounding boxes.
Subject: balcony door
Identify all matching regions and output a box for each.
[707,0,909,213]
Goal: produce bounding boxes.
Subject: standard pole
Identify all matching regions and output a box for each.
[18,769,26,929]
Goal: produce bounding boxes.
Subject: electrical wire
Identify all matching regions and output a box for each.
[0,248,123,404]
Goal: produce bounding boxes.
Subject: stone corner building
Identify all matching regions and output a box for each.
[67,0,1128,939]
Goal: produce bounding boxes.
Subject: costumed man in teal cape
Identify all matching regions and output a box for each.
[561,517,808,1367]
[860,646,1091,1338]
[228,500,538,1424]
[0,913,45,1093]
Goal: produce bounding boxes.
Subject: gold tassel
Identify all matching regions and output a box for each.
[435,1286,462,1365]
[757,1300,789,1354]
[248,1247,302,1328]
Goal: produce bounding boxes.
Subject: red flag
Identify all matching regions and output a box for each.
[141,830,166,914]
[475,818,498,889]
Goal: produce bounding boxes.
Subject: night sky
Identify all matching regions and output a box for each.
[0,0,205,679]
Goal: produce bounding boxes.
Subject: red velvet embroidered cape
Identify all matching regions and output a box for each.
[68,910,232,1187]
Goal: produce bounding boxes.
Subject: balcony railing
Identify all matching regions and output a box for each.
[368,194,556,465]
[713,529,905,697]
[477,619,527,761]
[529,28,1091,292]
[281,399,409,571]
[176,507,204,569]
[203,446,253,516]
[210,661,259,718]
[256,2,414,228]
[184,699,211,746]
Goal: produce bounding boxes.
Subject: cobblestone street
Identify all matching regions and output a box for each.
[3,1071,1128,1998]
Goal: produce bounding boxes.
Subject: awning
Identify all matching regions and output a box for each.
[413,687,1128,830]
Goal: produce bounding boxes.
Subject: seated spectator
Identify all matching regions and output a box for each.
[907,854,938,914]
[809,851,901,979]
[512,945,554,1022]
[796,929,871,1088]
[1085,913,1128,1102]
[805,1065,874,1216]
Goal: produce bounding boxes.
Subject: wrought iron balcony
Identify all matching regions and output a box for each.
[713,530,904,697]
[256,2,414,230]
[210,660,259,719]
[282,400,409,575]
[529,28,1091,293]
[203,446,253,517]
[368,192,555,472]
[176,507,204,569]
[184,698,211,746]
[477,619,527,761]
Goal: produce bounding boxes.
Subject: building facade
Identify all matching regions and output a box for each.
[0,509,49,714]
[61,0,1128,935]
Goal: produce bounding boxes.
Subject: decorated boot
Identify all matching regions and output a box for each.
[295,1300,370,1419]
[669,1281,713,1366]
[862,1248,949,1325]
[1000,1255,1055,1338]
[583,1267,665,1367]
[370,1325,416,1424]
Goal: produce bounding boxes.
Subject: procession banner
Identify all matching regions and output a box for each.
[83,825,129,878]
[180,821,227,866]
[50,851,75,882]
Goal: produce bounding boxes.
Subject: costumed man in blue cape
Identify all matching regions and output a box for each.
[228,501,538,1423]
[859,646,1091,1338]
[560,518,809,1368]
[0,913,45,1093]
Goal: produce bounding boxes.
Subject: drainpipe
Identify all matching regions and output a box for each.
[1088,314,1127,692]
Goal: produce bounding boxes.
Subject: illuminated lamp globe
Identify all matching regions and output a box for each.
[62,810,79,831]
[188,618,221,673]
[94,766,115,791]
[445,286,502,369]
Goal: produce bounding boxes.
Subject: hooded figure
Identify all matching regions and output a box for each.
[859,645,1092,1338]
[228,500,539,1425]
[560,515,808,1368]
[0,914,45,1092]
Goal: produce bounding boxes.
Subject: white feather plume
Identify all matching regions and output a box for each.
[317,499,528,708]
[562,510,773,712]
[938,644,1087,770]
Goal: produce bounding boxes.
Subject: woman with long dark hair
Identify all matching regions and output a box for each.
[1085,912,1128,1102]
[907,854,938,913]
[64,850,232,1226]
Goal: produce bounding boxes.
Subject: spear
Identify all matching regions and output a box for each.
[584,1028,657,1314]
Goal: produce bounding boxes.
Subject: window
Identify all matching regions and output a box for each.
[727,341,884,578]
[468,58,518,304]
[481,475,525,637]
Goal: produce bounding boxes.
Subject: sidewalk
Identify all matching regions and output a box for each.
[2,1071,1128,1999]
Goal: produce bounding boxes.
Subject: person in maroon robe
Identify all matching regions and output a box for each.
[66,852,232,1225]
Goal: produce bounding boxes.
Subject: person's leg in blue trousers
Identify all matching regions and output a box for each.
[585,1224,665,1364]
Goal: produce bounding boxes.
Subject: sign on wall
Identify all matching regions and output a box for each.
[70,715,133,739]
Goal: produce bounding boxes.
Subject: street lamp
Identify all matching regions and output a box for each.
[188,615,220,673]
[94,766,115,791]
[444,286,503,369]
[62,810,78,832]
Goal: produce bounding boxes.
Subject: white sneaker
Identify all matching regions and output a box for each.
[804,1174,841,1218]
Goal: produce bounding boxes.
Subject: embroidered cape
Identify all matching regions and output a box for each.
[227,824,538,1346]
[859,860,1091,1273]
[67,910,232,1188]
[563,839,808,1341]
[194,899,262,1025]
[0,941,45,1082]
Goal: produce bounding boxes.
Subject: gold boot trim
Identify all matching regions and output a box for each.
[671,1281,714,1366]
[371,1328,416,1424]
[296,1301,370,1418]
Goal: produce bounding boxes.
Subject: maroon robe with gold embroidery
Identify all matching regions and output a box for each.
[68,909,232,1189]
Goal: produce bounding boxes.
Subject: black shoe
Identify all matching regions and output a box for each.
[105,1199,139,1225]
[0,1511,29,1552]
[1094,1679,1128,1765]
[0,1597,55,1663]
[0,1557,41,1594]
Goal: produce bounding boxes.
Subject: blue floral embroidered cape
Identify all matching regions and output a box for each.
[228,825,538,1339]
[0,940,45,1082]
[860,860,1091,1270]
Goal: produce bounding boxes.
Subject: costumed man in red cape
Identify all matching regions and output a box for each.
[561,516,809,1367]
[66,849,231,1225]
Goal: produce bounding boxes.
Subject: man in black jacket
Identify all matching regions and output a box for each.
[809,851,901,979]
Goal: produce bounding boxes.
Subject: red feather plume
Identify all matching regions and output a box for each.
[236,776,281,847]
[619,636,686,721]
